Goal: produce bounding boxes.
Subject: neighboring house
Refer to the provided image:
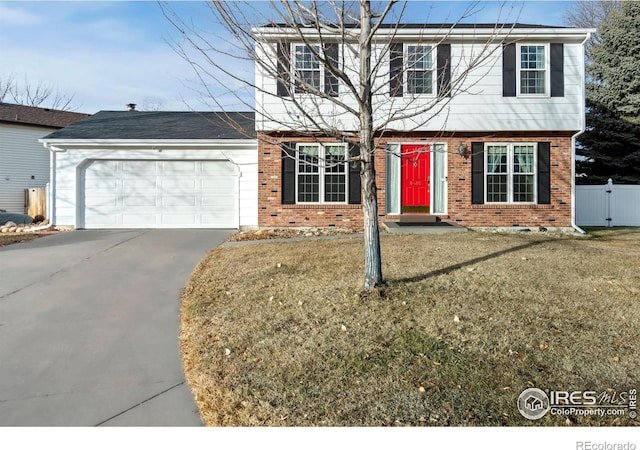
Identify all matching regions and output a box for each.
[253,23,594,229]
[0,103,88,213]
[40,111,257,229]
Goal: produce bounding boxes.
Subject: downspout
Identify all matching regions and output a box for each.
[571,32,592,235]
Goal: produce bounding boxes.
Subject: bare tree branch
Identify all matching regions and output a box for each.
[0,73,78,111]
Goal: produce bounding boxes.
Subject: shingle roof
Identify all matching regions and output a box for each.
[42,110,256,140]
[0,102,89,128]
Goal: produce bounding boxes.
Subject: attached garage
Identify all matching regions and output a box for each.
[40,111,257,229]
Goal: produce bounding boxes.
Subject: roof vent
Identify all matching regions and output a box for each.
[127,103,137,111]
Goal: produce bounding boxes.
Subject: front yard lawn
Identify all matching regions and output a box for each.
[181,228,640,426]
[0,233,41,247]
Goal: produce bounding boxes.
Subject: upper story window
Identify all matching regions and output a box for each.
[406,45,435,95]
[518,44,548,96]
[486,143,536,203]
[294,45,321,93]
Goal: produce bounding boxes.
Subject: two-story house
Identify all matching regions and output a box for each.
[254,23,593,230]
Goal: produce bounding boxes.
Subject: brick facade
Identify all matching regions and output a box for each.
[258,131,574,228]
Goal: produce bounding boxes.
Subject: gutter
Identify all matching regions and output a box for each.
[571,32,592,235]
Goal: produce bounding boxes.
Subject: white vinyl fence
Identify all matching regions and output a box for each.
[576,179,640,227]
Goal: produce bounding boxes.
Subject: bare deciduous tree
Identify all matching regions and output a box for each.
[0,74,78,111]
[564,0,621,58]
[161,0,515,293]
[139,96,167,111]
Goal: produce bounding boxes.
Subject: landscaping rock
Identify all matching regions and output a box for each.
[230,226,363,242]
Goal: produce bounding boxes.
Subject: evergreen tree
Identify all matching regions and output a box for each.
[577,2,640,184]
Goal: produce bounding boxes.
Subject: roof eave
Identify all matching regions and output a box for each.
[252,26,596,42]
[39,138,258,150]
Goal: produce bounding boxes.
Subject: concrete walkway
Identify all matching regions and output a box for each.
[0,229,233,426]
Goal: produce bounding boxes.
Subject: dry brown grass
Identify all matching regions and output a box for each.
[181,228,640,426]
[0,233,41,247]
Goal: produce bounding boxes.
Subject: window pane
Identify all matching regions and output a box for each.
[520,46,545,69]
[487,146,507,173]
[386,144,400,214]
[513,174,534,202]
[324,174,346,202]
[514,146,534,173]
[407,70,433,94]
[487,174,508,202]
[432,143,446,214]
[297,70,320,88]
[295,46,320,69]
[298,174,319,202]
[520,70,545,94]
[324,145,346,173]
[407,46,433,69]
[298,145,318,173]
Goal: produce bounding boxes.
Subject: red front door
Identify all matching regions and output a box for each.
[401,144,431,213]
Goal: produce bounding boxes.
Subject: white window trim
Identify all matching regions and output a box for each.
[295,142,348,205]
[403,44,437,97]
[386,142,448,215]
[484,142,537,204]
[516,43,550,97]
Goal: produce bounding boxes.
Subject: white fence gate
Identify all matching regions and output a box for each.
[576,179,640,227]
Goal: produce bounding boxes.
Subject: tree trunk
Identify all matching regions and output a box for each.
[359,0,383,293]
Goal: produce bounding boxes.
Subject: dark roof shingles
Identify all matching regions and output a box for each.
[0,102,89,128]
[42,111,256,140]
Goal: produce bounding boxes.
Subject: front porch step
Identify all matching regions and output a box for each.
[397,214,439,223]
[383,220,467,234]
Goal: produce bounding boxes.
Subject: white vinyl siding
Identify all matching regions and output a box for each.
[0,124,53,213]
[255,37,586,132]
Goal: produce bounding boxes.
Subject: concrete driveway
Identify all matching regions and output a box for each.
[0,229,233,426]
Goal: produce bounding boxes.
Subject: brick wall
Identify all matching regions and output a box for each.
[258,131,574,228]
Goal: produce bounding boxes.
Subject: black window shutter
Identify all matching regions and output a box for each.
[537,142,551,204]
[550,43,564,97]
[502,43,516,97]
[471,142,485,204]
[390,43,404,97]
[437,43,451,97]
[324,43,339,97]
[348,144,362,204]
[277,42,291,97]
[281,142,296,204]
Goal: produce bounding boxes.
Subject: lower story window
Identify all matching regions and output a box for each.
[297,143,347,203]
[486,143,536,203]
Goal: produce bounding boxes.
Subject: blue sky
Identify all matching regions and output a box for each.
[0,1,576,114]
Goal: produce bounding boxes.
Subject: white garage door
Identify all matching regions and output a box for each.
[82,160,237,228]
